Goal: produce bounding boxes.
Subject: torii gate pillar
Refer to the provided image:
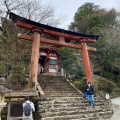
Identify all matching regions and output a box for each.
[29,29,41,90]
[81,42,93,83]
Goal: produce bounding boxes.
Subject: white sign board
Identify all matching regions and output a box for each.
[49,69,56,73]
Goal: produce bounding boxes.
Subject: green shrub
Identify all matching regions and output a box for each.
[95,77,116,93]
[73,76,119,97]
[74,79,86,92]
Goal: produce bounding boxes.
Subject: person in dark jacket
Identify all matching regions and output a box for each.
[85,81,95,108]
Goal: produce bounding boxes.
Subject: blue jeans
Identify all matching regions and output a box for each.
[87,95,95,106]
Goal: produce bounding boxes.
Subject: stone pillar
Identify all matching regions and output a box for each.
[0,95,6,120]
[29,29,41,90]
[61,68,64,76]
[81,42,93,83]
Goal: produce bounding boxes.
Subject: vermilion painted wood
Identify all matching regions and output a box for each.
[29,31,40,90]
[81,42,93,83]
[16,21,96,43]
[15,19,97,86]
[17,33,96,51]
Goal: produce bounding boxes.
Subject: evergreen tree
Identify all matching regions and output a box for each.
[69,2,120,82]
[58,47,84,79]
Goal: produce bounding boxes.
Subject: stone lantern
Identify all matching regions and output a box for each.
[0,85,8,120]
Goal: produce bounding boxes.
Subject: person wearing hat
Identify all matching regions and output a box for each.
[22,96,35,120]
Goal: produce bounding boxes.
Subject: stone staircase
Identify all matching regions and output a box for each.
[38,75,113,120]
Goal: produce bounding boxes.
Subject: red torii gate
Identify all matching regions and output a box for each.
[9,12,99,90]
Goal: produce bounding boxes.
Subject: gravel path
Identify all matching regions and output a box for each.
[110,97,120,120]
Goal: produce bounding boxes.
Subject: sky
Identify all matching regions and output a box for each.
[42,0,120,29]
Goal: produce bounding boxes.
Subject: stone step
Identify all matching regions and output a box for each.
[39,106,87,113]
[41,118,100,120]
[39,97,103,101]
[43,91,80,94]
[43,93,80,96]
[40,113,104,120]
[70,118,99,120]
[40,82,72,85]
[40,82,71,84]
[40,81,69,83]
[38,102,108,109]
[44,94,81,97]
[39,82,69,85]
[40,110,88,117]
[41,114,86,120]
[39,97,83,103]
[40,87,75,91]
[39,97,106,105]
[39,106,112,114]
[41,85,73,88]
[39,99,106,104]
[39,105,112,113]
[81,99,105,102]
[41,110,111,117]
[39,102,107,108]
[43,90,79,93]
[39,100,82,104]
[40,83,70,85]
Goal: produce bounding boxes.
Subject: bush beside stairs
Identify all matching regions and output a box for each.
[37,75,113,120]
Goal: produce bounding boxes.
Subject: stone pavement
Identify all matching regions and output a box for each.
[110,97,120,120]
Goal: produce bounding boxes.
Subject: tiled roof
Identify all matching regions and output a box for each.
[9,12,99,40]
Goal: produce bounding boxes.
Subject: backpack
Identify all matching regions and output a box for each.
[24,102,32,116]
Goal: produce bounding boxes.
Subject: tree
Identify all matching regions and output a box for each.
[58,47,76,77]
[0,0,65,89]
[69,2,120,82]
[58,47,84,79]
[94,28,120,82]
[0,0,65,26]
[0,19,31,88]
[69,3,118,34]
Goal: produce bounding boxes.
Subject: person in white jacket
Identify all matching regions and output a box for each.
[22,96,35,120]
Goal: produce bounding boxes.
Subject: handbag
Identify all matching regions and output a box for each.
[83,91,87,98]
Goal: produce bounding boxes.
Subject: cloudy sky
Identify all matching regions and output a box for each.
[42,0,120,29]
